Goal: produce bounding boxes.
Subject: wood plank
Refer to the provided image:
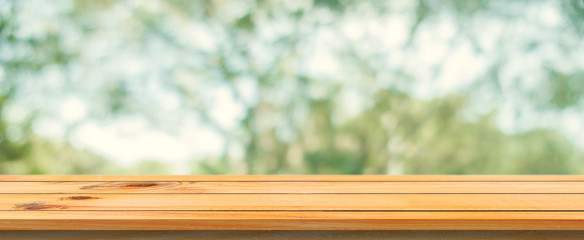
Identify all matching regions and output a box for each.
[2,175,584,230]
[3,175,584,181]
[2,181,584,193]
[1,211,584,230]
[1,231,584,240]
[2,193,584,211]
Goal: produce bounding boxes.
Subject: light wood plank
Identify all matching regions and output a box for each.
[2,193,584,211]
[1,231,583,240]
[2,175,584,230]
[2,181,583,193]
[1,211,584,230]
[3,175,584,181]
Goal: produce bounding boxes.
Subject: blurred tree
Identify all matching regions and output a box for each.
[125,159,173,175]
[0,96,121,174]
[0,93,32,172]
[0,0,583,174]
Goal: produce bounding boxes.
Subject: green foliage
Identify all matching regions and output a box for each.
[124,160,173,175]
[0,0,583,175]
[0,96,31,167]
[547,70,584,109]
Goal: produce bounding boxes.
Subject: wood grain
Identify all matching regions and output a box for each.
[1,231,584,240]
[1,175,584,230]
[3,175,584,181]
[3,194,584,211]
[2,211,584,230]
[2,181,584,193]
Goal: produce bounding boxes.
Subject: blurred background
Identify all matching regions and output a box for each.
[1,0,584,175]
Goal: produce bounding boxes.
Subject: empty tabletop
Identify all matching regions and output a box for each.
[1,175,584,230]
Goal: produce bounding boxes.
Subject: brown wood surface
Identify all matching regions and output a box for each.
[1,175,584,230]
[1,231,583,240]
[4,175,584,181]
[3,194,584,211]
[3,181,584,193]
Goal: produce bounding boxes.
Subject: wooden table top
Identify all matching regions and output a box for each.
[1,175,584,230]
